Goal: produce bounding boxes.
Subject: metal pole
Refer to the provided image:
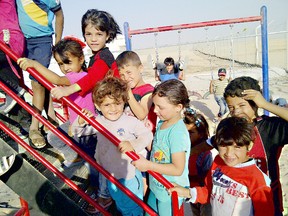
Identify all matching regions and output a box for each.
[124,22,132,50]
[261,6,269,115]
[129,16,262,36]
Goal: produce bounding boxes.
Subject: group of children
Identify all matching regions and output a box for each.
[14,7,288,216]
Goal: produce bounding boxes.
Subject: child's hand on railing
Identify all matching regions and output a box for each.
[118,141,134,154]
[168,183,192,198]
[17,57,38,70]
[131,155,150,172]
[78,108,94,125]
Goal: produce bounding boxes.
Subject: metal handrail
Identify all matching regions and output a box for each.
[0,41,182,215]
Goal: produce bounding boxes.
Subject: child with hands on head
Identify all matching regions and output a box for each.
[192,76,288,215]
[169,117,274,216]
[132,79,191,216]
[72,76,153,216]
[51,9,121,99]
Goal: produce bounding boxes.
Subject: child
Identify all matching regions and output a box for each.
[72,76,153,216]
[183,108,212,216]
[132,79,191,215]
[116,50,157,197]
[116,50,157,132]
[51,9,121,99]
[209,68,230,122]
[154,57,184,82]
[16,0,64,149]
[17,37,97,167]
[170,117,274,216]
[193,76,288,215]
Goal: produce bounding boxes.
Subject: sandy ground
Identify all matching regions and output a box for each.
[1,47,288,215]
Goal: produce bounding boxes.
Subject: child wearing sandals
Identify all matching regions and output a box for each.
[170,117,274,216]
[17,37,97,169]
[72,76,153,215]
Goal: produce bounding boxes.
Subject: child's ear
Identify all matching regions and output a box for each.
[247,141,254,151]
[80,56,85,65]
[95,103,101,112]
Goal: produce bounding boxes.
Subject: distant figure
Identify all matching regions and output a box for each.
[209,68,230,122]
[154,57,184,82]
[271,97,288,108]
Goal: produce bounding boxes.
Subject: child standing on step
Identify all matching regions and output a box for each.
[132,79,191,215]
[72,76,153,215]
[18,37,97,169]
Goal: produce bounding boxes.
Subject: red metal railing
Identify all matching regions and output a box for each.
[129,16,262,36]
[14,198,29,216]
[0,41,183,215]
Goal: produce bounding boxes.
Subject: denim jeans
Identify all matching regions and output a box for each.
[108,169,143,216]
[214,95,228,117]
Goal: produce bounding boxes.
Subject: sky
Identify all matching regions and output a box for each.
[60,0,287,49]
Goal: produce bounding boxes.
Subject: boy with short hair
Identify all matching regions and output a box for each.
[170,117,274,216]
[193,76,288,215]
[116,50,157,196]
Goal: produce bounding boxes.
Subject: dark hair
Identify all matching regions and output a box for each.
[116,51,142,68]
[218,68,226,74]
[214,117,255,147]
[224,76,261,115]
[183,108,209,143]
[81,9,121,43]
[92,76,128,106]
[164,57,175,66]
[52,38,87,71]
[153,79,189,108]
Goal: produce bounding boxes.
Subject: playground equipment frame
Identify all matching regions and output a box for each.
[124,6,269,115]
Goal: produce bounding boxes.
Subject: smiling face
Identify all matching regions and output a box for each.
[84,23,109,53]
[226,96,256,122]
[96,96,124,121]
[218,142,251,167]
[119,63,143,89]
[54,52,84,74]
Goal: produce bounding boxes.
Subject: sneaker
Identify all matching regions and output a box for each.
[0,87,25,114]
[61,157,84,169]
[85,197,113,214]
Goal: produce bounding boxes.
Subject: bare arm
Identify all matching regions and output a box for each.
[132,152,186,176]
[17,58,70,86]
[128,89,152,120]
[51,84,81,99]
[242,89,288,121]
[54,8,64,44]
[178,70,185,80]
[209,80,214,94]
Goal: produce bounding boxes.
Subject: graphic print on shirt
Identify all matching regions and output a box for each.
[211,168,253,216]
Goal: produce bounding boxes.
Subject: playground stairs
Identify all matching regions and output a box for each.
[0,114,118,216]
